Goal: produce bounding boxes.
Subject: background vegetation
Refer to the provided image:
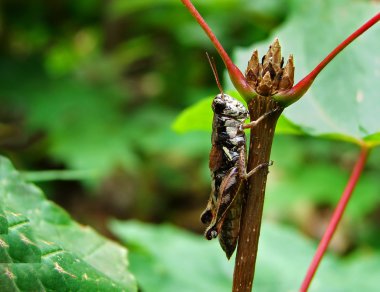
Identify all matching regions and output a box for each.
[0,0,379,291]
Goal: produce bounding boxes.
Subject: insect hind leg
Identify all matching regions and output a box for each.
[200,204,213,225]
[204,167,241,240]
[205,226,218,240]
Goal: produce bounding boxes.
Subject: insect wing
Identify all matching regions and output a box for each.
[204,167,241,240]
[218,187,243,259]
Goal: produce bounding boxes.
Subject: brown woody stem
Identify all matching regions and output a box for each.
[233,97,283,291]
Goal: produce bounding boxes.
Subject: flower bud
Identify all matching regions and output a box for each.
[245,38,294,96]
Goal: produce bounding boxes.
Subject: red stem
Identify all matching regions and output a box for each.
[276,12,380,105]
[300,146,370,292]
[180,0,254,99]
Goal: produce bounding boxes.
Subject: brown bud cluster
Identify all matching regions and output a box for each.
[245,38,294,96]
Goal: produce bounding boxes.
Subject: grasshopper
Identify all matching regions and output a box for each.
[201,56,276,259]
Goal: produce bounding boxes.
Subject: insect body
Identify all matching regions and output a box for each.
[201,93,273,259]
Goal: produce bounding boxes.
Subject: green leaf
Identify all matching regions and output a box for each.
[0,212,41,263]
[275,115,305,135]
[109,220,380,292]
[233,0,380,146]
[0,204,7,234]
[0,157,137,291]
[172,97,213,133]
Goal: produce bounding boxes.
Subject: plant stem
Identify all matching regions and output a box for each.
[180,0,254,99]
[300,146,370,292]
[277,12,380,105]
[232,97,283,292]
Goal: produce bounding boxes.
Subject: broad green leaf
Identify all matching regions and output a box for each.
[233,0,380,146]
[110,220,380,292]
[0,157,137,291]
[0,212,41,264]
[0,204,7,234]
[172,97,213,133]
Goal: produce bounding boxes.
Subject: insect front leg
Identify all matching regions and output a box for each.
[242,107,281,130]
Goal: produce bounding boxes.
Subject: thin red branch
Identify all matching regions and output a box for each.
[300,146,370,292]
[276,12,380,106]
[180,0,254,99]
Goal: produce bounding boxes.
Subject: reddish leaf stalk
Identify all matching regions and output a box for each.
[276,12,380,106]
[180,0,254,99]
[300,146,370,292]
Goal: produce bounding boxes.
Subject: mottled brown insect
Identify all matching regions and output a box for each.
[200,55,277,259]
[200,92,274,259]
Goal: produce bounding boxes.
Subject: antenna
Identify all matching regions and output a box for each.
[206,52,224,95]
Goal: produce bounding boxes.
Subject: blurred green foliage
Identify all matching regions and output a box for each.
[0,0,379,290]
[0,0,287,224]
[110,220,380,291]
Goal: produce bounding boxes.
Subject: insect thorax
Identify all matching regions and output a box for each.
[211,94,248,160]
[210,94,248,183]
[212,94,248,120]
